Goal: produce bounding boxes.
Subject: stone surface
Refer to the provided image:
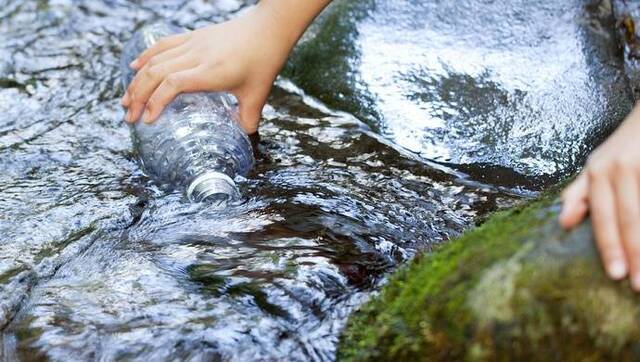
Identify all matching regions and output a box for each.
[339,193,640,361]
[285,0,633,188]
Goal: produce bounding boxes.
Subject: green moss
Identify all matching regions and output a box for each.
[339,191,640,360]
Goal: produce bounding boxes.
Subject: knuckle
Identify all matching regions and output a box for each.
[144,66,160,80]
[142,66,154,79]
[145,97,156,111]
[165,74,182,89]
[625,240,640,257]
[147,56,160,68]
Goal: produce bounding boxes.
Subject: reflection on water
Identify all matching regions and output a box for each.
[288,0,632,186]
[0,0,627,360]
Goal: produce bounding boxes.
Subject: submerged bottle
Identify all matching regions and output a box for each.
[121,23,254,203]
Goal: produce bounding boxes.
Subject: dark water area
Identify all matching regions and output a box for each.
[0,0,632,360]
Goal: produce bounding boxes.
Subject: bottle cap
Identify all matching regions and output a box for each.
[187,171,239,204]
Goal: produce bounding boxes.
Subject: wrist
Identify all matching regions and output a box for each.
[255,0,330,49]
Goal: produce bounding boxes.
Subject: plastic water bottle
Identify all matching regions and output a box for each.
[121,23,254,203]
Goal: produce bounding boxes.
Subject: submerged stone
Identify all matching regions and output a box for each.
[285,0,633,188]
[338,193,640,360]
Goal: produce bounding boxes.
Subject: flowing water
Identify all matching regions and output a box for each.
[0,0,632,360]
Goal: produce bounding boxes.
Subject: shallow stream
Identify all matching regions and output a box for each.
[0,0,632,360]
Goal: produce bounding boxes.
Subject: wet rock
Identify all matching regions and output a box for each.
[285,0,633,188]
[339,193,640,361]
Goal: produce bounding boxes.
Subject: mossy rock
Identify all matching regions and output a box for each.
[339,193,640,361]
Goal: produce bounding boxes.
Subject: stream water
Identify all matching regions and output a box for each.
[0,0,632,360]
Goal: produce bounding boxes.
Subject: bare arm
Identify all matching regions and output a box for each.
[121,0,331,133]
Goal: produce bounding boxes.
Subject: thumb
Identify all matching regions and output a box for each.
[235,88,268,135]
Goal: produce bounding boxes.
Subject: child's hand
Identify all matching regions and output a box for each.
[560,104,640,289]
[121,1,329,134]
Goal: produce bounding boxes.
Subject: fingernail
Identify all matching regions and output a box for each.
[632,273,640,291]
[129,59,139,68]
[608,260,627,280]
[142,109,151,123]
[126,110,133,123]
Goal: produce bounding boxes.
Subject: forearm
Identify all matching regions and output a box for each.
[256,0,331,52]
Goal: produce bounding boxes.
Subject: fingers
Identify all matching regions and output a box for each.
[143,67,211,123]
[613,166,640,289]
[125,55,197,123]
[130,32,190,70]
[589,167,628,280]
[559,174,589,229]
[137,44,190,73]
[123,45,189,107]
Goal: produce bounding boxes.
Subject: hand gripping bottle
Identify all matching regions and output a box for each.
[121,23,254,204]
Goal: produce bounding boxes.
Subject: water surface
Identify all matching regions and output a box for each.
[0,0,630,360]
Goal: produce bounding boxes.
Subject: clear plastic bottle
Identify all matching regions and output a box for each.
[121,23,254,203]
